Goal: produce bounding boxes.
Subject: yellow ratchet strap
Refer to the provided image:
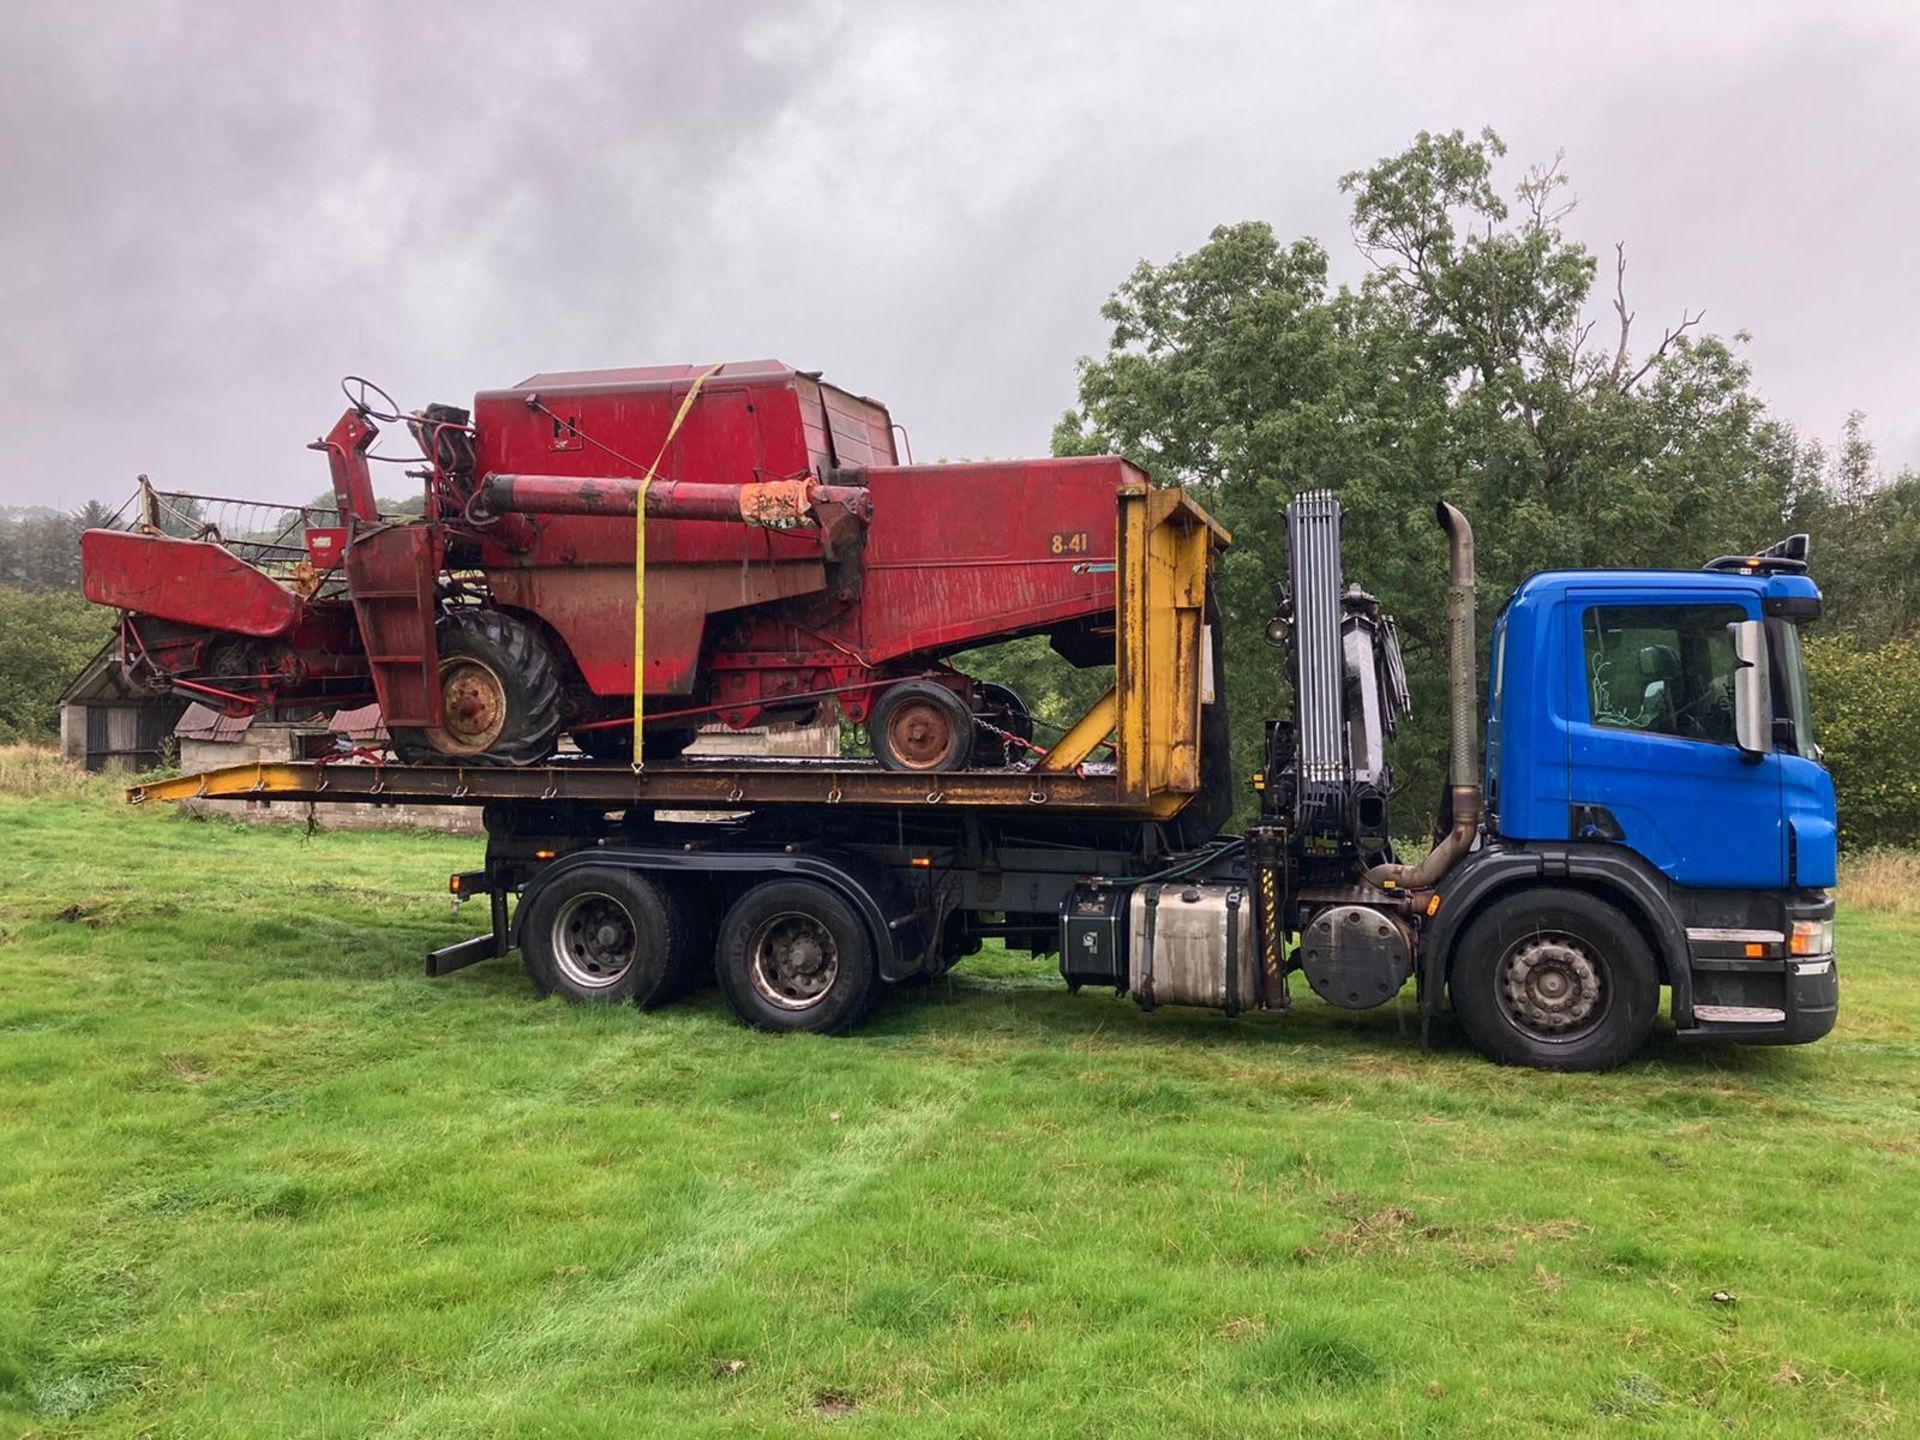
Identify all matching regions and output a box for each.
[632,364,723,768]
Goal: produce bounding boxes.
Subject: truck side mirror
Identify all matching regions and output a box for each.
[1728,620,1772,763]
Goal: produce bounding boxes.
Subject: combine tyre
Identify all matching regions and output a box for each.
[870,679,975,772]
[389,609,564,766]
[970,681,1033,767]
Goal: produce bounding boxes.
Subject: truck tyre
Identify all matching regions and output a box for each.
[1450,888,1658,1071]
[391,609,564,766]
[870,680,974,772]
[521,865,688,1006]
[714,879,876,1033]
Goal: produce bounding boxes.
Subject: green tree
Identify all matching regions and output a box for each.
[1804,635,1920,848]
[74,499,120,532]
[1054,128,1807,826]
[0,585,116,741]
[0,509,88,592]
[1788,416,1920,649]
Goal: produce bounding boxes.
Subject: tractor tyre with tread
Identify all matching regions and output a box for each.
[389,609,564,766]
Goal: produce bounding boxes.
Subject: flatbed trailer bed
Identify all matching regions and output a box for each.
[127,755,1165,816]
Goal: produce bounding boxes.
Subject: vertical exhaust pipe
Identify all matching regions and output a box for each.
[1365,500,1480,890]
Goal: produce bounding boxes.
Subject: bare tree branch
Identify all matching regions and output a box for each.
[1519,149,1575,233]
[1608,240,1704,392]
[1622,310,1705,393]
[1566,317,1595,389]
[1609,243,1634,384]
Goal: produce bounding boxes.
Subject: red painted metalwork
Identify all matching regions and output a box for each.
[305,528,348,571]
[344,525,444,728]
[79,359,1139,758]
[311,409,381,525]
[481,474,873,526]
[82,530,306,638]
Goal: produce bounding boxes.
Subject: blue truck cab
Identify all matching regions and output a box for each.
[1447,547,1838,1051]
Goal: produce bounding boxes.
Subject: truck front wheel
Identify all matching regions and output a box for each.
[1450,889,1658,1071]
[521,865,689,1007]
[715,879,876,1033]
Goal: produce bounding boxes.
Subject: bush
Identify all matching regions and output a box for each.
[1804,635,1920,850]
[1838,849,1920,914]
[0,585,114,742]
[0,744,119,801]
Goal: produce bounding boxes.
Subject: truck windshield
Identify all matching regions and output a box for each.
[1770,618,1819,759]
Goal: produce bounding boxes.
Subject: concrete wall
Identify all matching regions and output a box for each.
[183,794,487,836]
[689,717,840,758]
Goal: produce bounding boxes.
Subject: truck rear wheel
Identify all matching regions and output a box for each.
[390,609,564,766]
[1450,889,1658,1071]
[870,680,974,772]
[521,865,690,1006]
[714,879,876,1033]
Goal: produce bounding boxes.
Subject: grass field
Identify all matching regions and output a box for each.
[3,751,1917,1437]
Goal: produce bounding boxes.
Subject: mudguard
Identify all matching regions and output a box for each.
[1421,842,1695,1024]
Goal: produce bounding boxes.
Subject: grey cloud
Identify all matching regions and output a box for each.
[3,1,1917,511]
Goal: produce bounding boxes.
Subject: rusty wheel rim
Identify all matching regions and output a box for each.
[883,696,958,771]
[1498,933,1608,1039]
[427,657,508,756]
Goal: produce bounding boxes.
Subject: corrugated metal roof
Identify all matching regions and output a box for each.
[173,702,253,743]
[327,703,386,741]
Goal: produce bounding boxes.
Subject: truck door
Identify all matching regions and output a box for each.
[1565,595,1785,888]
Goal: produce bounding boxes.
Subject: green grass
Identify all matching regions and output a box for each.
[2,775,1918,1436]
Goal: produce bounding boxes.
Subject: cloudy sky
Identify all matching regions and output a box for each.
[4,0,1916,511]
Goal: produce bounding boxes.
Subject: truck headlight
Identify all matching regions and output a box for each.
[1789,918,1834,957]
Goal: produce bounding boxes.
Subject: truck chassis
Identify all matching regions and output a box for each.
[129,751,1838,1067]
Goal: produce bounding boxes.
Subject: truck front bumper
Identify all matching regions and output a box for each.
[1676,893,1838,1046]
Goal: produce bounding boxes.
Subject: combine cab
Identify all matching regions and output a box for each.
[82,363,1148,770]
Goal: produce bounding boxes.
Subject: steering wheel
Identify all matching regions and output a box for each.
[340,375,404,423]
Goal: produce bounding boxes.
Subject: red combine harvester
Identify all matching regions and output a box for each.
[82,362,1137,769]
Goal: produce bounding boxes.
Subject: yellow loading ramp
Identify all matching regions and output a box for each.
[128,484,1230,819]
